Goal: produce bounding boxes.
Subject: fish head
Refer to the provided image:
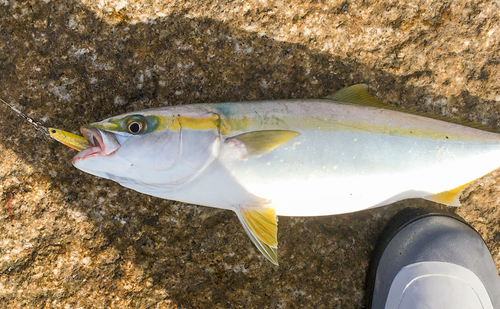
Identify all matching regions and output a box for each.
[72,108,221,189]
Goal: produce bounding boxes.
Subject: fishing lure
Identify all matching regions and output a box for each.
[49,128,90,151]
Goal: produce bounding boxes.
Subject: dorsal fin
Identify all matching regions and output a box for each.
[325,84,389,108]
[325,84,499,133]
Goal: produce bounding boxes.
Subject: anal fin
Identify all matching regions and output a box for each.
[425,181,474,206]
[235,204,278,265]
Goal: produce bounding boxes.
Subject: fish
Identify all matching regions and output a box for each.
[57,84,500,265]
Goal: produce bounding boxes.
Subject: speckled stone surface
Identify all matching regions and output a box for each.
[1,0,500,307]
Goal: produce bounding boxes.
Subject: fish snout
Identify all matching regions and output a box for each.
[72,126,120,164]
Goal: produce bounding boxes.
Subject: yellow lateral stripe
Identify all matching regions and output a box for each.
[177,115,220,130]
[240,206,278,247]
[92,123,120,132]
[218,114,491,141]
[94,115,221,133]
[220,116,251,135]
[154,115,220,131]
[49,128,90,151]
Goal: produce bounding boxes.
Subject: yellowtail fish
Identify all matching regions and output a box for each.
[57,85,500,265]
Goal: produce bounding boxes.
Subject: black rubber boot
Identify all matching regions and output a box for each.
[366,208,500,308]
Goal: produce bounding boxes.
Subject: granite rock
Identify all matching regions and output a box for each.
[1,0,500,307]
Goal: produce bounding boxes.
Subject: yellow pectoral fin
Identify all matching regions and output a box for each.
[49,128,91,151]
[235,205,278,265]
[227,130,300,157]
[425,181,474,206]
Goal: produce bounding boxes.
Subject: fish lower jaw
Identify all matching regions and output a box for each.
[72,146,104,163]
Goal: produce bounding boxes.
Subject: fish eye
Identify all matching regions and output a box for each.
[126,118,146,134]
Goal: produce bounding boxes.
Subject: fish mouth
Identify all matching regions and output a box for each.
[73,126,120,163]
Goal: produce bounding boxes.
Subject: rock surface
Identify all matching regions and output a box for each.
[1,0,500,307]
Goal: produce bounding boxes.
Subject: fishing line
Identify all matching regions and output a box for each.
[0,98,50,137]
